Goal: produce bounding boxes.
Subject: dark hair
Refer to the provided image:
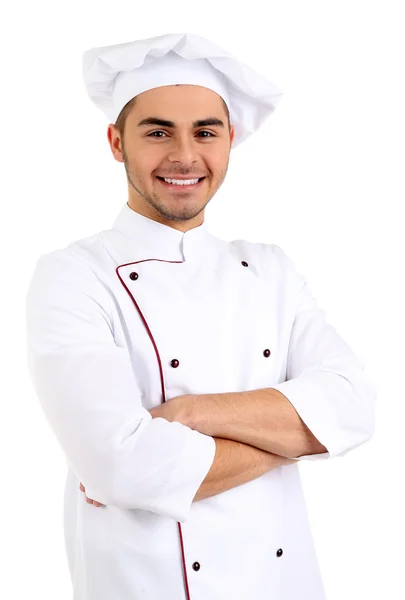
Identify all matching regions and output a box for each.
[114,90,231,139]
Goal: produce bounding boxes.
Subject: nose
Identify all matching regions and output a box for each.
[167,134,199,165]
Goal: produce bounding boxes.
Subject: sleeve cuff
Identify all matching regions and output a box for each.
[152,429,217,522]
[271,373,352,461]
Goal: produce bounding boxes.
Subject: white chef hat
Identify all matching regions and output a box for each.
[82,32,283,148]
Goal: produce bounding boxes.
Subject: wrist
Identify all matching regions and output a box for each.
[185,394,199,430]
[187,393,216,437]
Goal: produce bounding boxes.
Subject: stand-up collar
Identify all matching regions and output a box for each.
[111,202,212,262]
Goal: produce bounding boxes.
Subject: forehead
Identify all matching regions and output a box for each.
[134,84,225,110]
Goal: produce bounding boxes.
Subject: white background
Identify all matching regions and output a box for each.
[1,1,404,598]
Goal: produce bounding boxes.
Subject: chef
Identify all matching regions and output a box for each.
[25,32,376,600]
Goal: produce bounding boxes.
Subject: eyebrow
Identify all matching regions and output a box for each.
[137,117,225,129]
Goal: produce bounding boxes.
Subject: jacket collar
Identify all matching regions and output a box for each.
[111,202,212,262]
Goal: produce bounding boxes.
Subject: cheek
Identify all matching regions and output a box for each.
[206,152,228,175]
[137,161,160,181]
[130,147,163,175]
[209,143,228,160]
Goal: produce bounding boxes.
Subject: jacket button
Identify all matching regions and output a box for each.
[129,272,139,280]
[263,349,271,357]
[170,359,180,368]
[192,562,201,571]
[241,261,249,267]
[276,548,283,557]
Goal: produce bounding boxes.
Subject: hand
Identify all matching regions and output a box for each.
[148,394,195,428]
[79,482,105,507]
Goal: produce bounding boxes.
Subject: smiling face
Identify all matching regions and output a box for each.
[107,84,235,231]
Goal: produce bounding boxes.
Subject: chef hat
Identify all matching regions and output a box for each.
[82,32,283,148]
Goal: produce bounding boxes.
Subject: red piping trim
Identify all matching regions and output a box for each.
[115,257,192,600]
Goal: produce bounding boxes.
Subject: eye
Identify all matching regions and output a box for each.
[147,131,167,138]
[146,130,215,138]
[197,131,215,138]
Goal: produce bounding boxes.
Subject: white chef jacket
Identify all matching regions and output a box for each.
[25,202,376,600]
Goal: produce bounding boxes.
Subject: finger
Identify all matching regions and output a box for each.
[80,483,104,506]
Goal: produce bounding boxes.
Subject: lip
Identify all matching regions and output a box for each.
[156,176,206,191]
[157,174,206,179]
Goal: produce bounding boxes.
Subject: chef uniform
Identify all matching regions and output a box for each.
[25,32,376,600]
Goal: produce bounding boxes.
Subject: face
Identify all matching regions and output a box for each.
[107,84,235,231]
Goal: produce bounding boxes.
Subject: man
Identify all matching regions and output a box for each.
[25,32,376,600]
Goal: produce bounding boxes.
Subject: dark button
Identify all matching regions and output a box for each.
[263,349,271,357]
[129,272,139,280]
[170,359,180,368]
[192,562,201,571]
[241,261,249,267]
[276,548,283,557]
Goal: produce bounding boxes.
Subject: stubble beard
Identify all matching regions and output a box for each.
[122,149,228,223]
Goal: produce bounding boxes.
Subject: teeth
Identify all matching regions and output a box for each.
[163,178,200,185]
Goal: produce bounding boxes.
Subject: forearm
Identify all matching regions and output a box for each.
[189,388,328,458]
[193,436,295,502]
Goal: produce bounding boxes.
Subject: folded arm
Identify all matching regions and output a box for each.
[163,246,377,462]
[25,250,216,523]
[186,387,328,459]
[193,437,295,502]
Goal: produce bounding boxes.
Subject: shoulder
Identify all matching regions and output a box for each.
[26,234,115,317]
[28,226,116,285]
[226,238,305,287]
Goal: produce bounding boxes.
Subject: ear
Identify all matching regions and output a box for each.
[107,124,125,163]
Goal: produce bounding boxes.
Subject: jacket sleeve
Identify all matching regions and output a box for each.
[25,249,216,522]
[270,245,377,461]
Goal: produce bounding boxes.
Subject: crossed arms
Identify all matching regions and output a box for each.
[27,250,375,520]
[147,388,328,502]
[82,388,327,506]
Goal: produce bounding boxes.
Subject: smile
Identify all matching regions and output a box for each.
[156,176,206,190]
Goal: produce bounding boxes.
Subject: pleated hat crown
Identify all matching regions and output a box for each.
[82,32,283,148]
